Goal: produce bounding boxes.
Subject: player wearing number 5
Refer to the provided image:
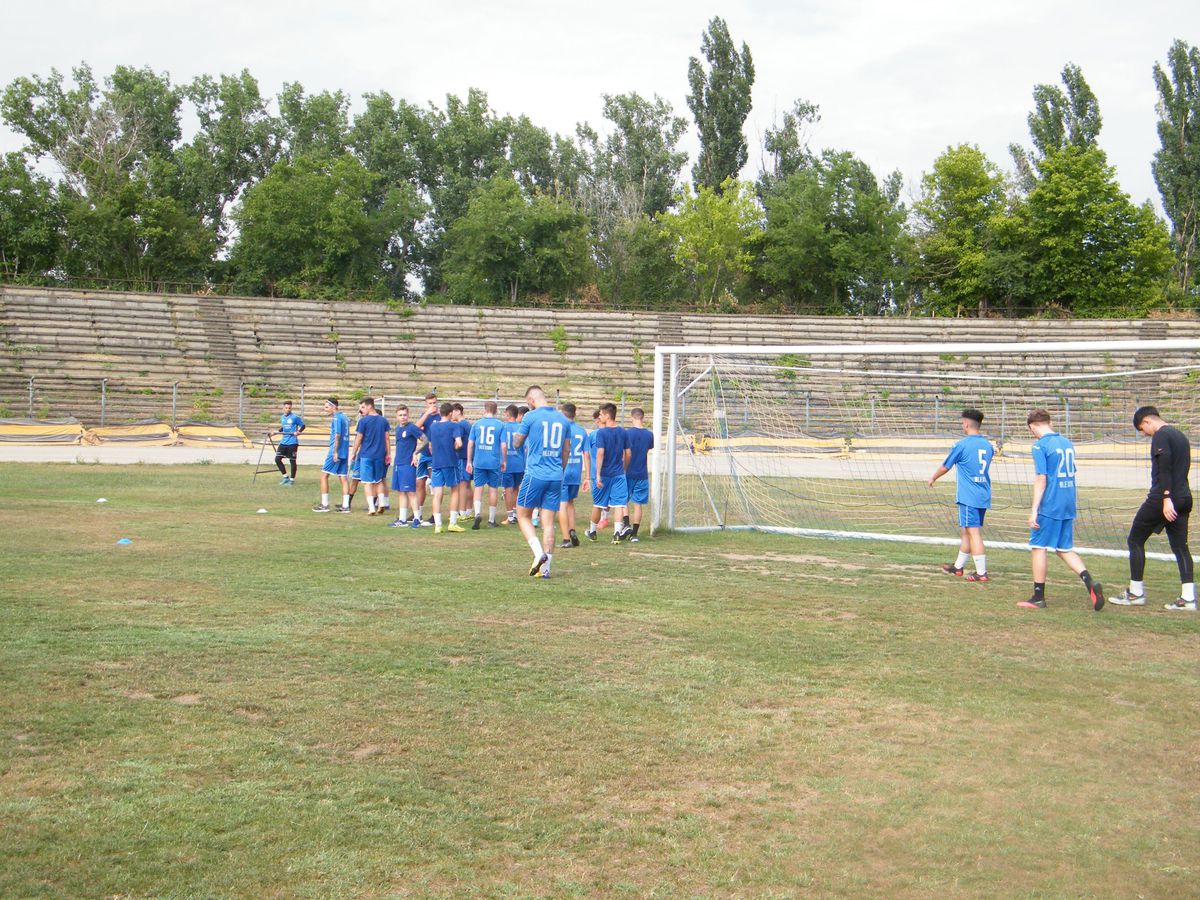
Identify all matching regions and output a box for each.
[513,385,571,578]
[1019,409,1104,610]
[928,408,993,582]
[468,401,505,530]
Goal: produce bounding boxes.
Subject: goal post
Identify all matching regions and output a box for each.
[651,339,1200,561]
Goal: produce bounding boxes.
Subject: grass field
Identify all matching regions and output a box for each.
[1,463,1198,898]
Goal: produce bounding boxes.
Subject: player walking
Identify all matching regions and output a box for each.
[557,403,590,548]
[624,407,654,543]
[348,397,391,516]
[313,398,349,512]
[273,400,305,485]
[928,408,993,582]
[388,405,424,527]
[513,386,571,578]
[468,400,505,529]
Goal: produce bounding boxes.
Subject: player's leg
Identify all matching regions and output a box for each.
[314,469,331,512]
[1019,547,1049,608]
[515,478,548,575]
[1055,548,1104,611]
[942,514,971,575]
[964,523,987,581]
[288,444,298,480]
[1113,501,1158,604]
[487,483,499,526]
[1164,501,1195,609]
[275,446,288,481]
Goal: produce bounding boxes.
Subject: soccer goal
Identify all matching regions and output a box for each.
[651,339,1200,559]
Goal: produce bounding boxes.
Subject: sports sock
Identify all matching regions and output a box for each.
[342,494,351,508]
[1077,569,1093,588]
[955,551,970,569]
[1130,580,1145,595]
[449,511,458,526]
[434,513,443,527]
[622,515,630,528]
[972,555,986,575]
[398,506,408,521]
[631,523,640,537]
[1033,582,1045,599]
[474,500,482,515]
[489,506,496,523]
[1183,583,1196,601]
[528,536,543,556]
[367,497,377,513]
[321,492,329,506]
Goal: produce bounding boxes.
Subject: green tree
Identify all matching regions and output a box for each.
[276,83,349,159]
[1024,145,1173,314]
[759,98,820,196]
[1153,39,1200,296]
[660,178,762,307]
[1010,63,1102,190]
[598,214,687,307]
[912,144,1009,314]
[687,16,755,193]
[230,153,418,299]
[0,152,62,276]
[759,152,908,314]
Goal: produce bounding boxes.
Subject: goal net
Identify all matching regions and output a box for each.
[651,340,1200,559]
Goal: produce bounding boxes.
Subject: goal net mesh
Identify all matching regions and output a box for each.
[660,344,1200,558]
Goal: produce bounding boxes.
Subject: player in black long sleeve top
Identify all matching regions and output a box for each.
[1109,406,1196,610]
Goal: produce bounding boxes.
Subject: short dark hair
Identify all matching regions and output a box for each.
[961,408,983,425]
[601,402,618,419]
[517,406,529,416]
[1026,408,1051,426]
[325,397,339,408]
[592,409,601,421]
[396,404,409,414]
[282,399,293,406]
[631,407,645,420]
[451,402,464,413]
[1133,406,1159,429]
[361,396,376,409]
[505,404,519,417]
[439,402,453,416]
[525,384,543,396]
[562,402,576,419]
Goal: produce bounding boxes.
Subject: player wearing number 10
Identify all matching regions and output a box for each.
[928,408,993,582]
[513,385,571,578]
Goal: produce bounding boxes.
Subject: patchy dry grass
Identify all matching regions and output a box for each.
[0,463,1197,897]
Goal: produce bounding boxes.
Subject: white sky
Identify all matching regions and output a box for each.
[2,0,1196,212]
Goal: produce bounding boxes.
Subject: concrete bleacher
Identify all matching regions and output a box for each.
[2,285,1199,430]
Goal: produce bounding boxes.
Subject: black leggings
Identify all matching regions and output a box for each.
[1127,496,1194,583]
[275,443,298,477]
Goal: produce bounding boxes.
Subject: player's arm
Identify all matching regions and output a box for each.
[623,447,631,471]
[580,443,590,491]
[927,464,950,487]
[561,435,570,470]
[332,428,342,460]
[350,431,363,460]
[596,446,605,488]
[1152,436,1179,520]
[385,428,391,462]
[467,438,476,474]
[297,417,306,434]
[499,437,508,471]
[412,434,428,464]
[1028,474,1047,529]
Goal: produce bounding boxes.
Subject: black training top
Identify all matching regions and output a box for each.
[1149,425,1192,501]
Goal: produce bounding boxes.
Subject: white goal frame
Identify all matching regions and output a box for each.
[651,338,1200,560]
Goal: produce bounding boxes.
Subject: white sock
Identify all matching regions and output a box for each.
[488,506,496,523]
[1183,583,1196,601]
[972,555,986,575]
[474,500,482,515]
[544,553,552,574]
[342,494,350,508]
[380,498,389,509]
[434,513,443,527]
[398,506,407,521]
[450,511,458,525]
[528,536,543,556]
[367,497,377,513]
[1131,580,1144,595]
[955,551,970,569]
[321,492,329,506]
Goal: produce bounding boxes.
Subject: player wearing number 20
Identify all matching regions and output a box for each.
[928,408,993,582]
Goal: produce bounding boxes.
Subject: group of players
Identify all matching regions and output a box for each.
[273,386,654,578]
[929,405,1195,612]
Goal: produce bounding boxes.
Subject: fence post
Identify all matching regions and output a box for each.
[935,396,940,432]
[172,382,179,426]
[28,377,34,418]
[101,379,107,426]
[300,383,305,416]
[238,381,244,430]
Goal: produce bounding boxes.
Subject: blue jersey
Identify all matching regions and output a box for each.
[356,414,390,461]
[517,405,570,481]
[279,412,305,446]
[329,412,349,455]
[454,419,470,460]
[416,412,440,459]
[428,419,460,469]
[393,421,423,463]
[594,426,628,479]
[624,426,654,481]
[563,422,588,485]
[469,416,504,470]
[942,434,993,509]
[587,428,600,475]
[1032,431,1077,520]
[501,421,525,473]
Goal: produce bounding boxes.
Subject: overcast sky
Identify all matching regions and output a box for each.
[2,0,1196,212]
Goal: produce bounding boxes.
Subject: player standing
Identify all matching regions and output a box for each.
[313,398,349,512]
[500,404,526,525]
[928,408,993,582]
[468,400,505,529]
[1109,406,1196,610]
[592,403,631,544]
[273,400,306,485]
[413,392,440,526]
[1019,409,1104,611]
[623,408,654,543]
[420,402,465,533]
[348,397,391,516]
[388,404,424,527]
[557,403,590,548]
[513,386,571,577]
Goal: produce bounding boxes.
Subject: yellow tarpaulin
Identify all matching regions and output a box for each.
[0,417,85,444]
[175,421,252,448]
[84,419,176,446]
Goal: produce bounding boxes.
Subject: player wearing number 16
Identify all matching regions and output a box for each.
[928,408,993,582]
[468,401,505,529]
[513,385,571,579]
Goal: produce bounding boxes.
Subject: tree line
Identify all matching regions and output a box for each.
[0,20,1197,317]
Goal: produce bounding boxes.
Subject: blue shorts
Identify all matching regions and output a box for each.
[958,504,987,529]
[593,474,629,509]
[560,482,580,503]
[628,477,649,504]
[518,476,562,512]
[430,466,458,489]
[1030,516,1074,551]
[322,453,347,477]
[503,470,525,490]
[392,463,417,493]
[457,459,469,483]
[416,457,431,480]
[473,467,500,488]
[358,457,385,485]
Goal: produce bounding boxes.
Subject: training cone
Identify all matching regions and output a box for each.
[257,508,268,514]
[97,498,108,503]
[116,538,132,545]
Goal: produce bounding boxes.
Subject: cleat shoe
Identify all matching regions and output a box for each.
[964,572,989,583]
[1164,597,1197,611]
[311,504,330,513]
[387,518,408,528]
[279,476,291,485]
[336,505,352,514]
[446,523,465,533]
[472,516,482,530]
[598,517,609,529]
[559,539,573,549]
[1108,590,1145,606]
[942,563,964,576]
[585,529,597,542]
[434,525,443,534]
[570,532,580,547]
[630,536,640,543]
[1018,597,1047,609]
[488,521,499,528]
[529,553,548,576]
[541,569,551,580]
[532,516,540,528]
[1088,581,1105,612]
[612,534,621,544]
[410,518,422,529]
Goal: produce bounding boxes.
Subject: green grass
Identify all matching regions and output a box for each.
[0,464,1197,897]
